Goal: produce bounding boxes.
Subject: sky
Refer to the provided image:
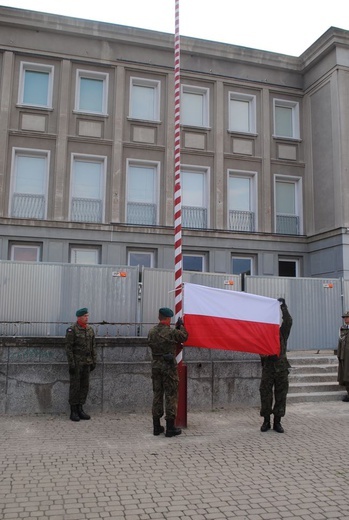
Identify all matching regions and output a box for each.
[1,0,349,56]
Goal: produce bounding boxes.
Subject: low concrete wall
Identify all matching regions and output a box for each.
[0,337,262,415]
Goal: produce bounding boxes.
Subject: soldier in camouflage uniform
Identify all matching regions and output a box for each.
[259,298,293,433]
[148,307,188,437]
[65,308,97,422]
[337,310,349,402]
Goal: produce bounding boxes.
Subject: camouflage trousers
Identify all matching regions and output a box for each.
[69,364,90,406]
[151,365,179,420]
[259,366,289,418]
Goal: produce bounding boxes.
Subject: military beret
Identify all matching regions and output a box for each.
[159,307,174,318]
[76,307,88,317]
[342,311,349,318]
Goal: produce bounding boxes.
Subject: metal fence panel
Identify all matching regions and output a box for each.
[141,268,240,336]
[245,276,342,350]
[0,261,139,337]
[342,280,349,313]
[0,258,344,349]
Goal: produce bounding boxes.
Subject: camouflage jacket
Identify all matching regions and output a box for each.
[338,326,349,361]
[337,326,349,384]
[148,323,188,367]
[262,304,293,371]
[65,323,96,368]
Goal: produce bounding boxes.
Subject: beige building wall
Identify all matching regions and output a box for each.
[0,7,348,277]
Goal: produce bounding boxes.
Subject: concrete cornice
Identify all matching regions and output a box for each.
[299,26,349,70]
[1,7,349,81]
[0,6,306,72]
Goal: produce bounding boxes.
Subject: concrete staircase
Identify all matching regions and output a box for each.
[287,351,347,403]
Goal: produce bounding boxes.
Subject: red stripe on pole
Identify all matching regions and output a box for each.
[174,0,182,321]
[174,0,186,428]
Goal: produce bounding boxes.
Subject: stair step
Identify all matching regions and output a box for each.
[287,356,338,366]
[289,381,341,393]
[289,373,338,383]
[275,352,344,403]
[290,364,337,374]
[288,391,346,403]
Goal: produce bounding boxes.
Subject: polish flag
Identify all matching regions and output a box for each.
[183,283,280,355]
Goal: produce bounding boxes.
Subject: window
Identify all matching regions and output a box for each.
[10,243,42,262]
[183,254,205,272]
[10,149,49,219]
[228,171,257,231]
[181,167,208,229]
[231,256,253,275]
[279,258,299,277]
[129,78,160,121]
[18,62,54,108]
[128,251,155,268]
[70,247,100,265]
[75,70,108,114]
[275,177,302,235]
[126,161,158,225]
[273,99,300,139]
[181,85,209,127]
[229,92,256,133]
[70,155,105,223]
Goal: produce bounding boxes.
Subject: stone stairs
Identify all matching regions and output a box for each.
[287,351,347,403]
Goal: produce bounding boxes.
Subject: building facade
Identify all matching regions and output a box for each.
[1,6,349,277]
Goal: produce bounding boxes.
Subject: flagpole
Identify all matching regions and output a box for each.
[174,0,187,428]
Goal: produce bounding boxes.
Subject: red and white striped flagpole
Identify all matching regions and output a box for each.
[174,0,187,428]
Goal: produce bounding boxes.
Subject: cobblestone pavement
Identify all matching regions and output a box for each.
[1,402,349,520]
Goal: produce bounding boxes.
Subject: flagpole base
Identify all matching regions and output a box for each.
[175,362,187,428]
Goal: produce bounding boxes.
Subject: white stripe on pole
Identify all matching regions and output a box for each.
[174,0,182,326]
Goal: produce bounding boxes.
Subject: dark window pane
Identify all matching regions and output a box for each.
[279,261,296,277]
[183,255,203,272]
[231,258,251,275]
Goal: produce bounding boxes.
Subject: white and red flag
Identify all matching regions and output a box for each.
[183,283,280,356]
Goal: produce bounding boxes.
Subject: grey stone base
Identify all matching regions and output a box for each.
[0,337,262,415]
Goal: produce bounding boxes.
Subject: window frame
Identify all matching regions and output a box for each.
[129,77,161,122]
[181,165,210,229]
[227,169,258,232]
[278,257,300,277]
[10,242,42,262]
[183,253,206,272]
[127,250,155,268]
[18,62,54,109]
[181,84,210,128]
[274,175,303,235]
[75,69,109,115]
[70,153,106,223]
[10,147,50,220]
[125,159,160,225]
[70,246,101,265]
[231,256,254,275]
[273,98,300,139]
[228,91,256,134]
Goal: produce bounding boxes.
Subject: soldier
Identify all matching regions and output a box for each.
[65,308,97,422]
[259,298,293,433]
[148,307,188,437]
[337,310,349,402]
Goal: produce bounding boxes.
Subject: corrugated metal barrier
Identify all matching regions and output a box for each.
[0,261,139,337]
[0,260,346,349]
[246,276,342,350]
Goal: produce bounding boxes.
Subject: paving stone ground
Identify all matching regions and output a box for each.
[1,402,349,520]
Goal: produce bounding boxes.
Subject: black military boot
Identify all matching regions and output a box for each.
[165,419,182,437]
[260,416,271,432]
[273,416,284,433]
[77,404,90,420]
[342,394,349,402]
[153,418,165,436]
[70,405,80,422]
